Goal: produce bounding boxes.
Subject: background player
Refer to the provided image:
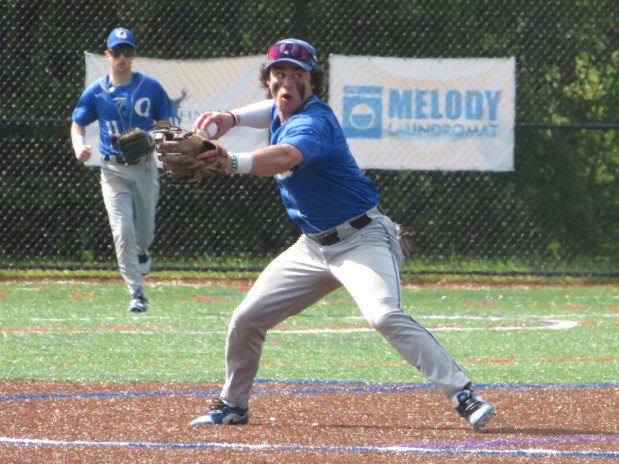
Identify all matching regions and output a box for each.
[189,38,496,430]
[70,27,172,312]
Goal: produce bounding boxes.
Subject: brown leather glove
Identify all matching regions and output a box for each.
[154,127,232,181]
[114,128,155,164]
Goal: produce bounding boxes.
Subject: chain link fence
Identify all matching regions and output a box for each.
[1,0,617,275]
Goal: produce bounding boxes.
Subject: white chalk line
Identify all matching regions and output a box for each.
[0,436,617,458]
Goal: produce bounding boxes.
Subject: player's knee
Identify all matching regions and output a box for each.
[111,224,133,244]
[229,306,265,333]
[368,309,404,335]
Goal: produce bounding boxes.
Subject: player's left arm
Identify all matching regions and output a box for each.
[226,116,324,176]
[249,143,304,177]
[194,143,303,177]
[193,115,320,177]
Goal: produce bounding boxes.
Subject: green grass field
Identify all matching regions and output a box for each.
[0,279,617,385]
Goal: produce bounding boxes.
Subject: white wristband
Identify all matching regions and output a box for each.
[232,152,254,175]
[71,134,85,154]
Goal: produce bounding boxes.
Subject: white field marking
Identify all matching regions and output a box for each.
[2,320,581,335]
[24,313,601,324]
[0,436,616,459]
[402,284,499,290]
[20,317,126,323]
[269,320,580,334]
[410,314,577,321]
[602,314,619,318]
[13,280,231,289]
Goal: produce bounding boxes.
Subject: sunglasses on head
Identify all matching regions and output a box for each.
[109,45,135,58]
[267,43,316,67]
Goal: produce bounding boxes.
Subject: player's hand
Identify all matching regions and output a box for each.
[193,111,234,140]
[75,145,93,162]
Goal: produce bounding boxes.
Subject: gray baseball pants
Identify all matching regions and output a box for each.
[220,207,471,408]
[100,156,159,295]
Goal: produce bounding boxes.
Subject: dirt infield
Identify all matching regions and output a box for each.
[0,381,616,463]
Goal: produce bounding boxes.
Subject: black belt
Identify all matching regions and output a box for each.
[314,213,372,246]
[103,155,130,165]
[102,155,145,165]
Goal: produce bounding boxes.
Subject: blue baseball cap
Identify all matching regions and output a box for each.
[265,38,318,71]
[107,28,136,49]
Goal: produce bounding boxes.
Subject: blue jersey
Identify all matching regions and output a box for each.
[271,95,379,233]
[72,72,172,156]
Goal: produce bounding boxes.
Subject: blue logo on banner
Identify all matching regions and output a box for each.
[342,86,382,139]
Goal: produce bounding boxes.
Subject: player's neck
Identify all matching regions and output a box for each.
[109,70,133,87]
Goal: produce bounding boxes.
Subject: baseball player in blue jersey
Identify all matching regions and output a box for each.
[71,28,173,312]
[190,39,495,430]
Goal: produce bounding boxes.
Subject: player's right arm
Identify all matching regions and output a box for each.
[71,121,93,162]
[71,84,99,162]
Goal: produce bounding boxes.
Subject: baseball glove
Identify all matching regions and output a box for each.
[154,126,232,181]
[113,128,155,164]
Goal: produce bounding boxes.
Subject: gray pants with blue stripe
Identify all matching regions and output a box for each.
[100,156,159,295]
[221,207,471,408]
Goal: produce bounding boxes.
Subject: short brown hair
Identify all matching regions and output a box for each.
[259,63,326,100]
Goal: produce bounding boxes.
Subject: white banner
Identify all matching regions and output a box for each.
[329,55,515,171]
[82,53,268,167]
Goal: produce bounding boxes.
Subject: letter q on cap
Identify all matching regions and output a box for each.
[107,27,136,49]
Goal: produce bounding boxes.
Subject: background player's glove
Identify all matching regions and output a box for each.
[114,128,155,164]
[396,224,415,259]
[154,127,232,181]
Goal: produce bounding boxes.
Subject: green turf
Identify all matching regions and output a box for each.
[0,280,616,384]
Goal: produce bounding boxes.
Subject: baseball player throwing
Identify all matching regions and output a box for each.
[189,38,495,430]
[71,28,172,312]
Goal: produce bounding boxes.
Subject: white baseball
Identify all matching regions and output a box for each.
[206,122,218,137]
[197,122,218,138]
